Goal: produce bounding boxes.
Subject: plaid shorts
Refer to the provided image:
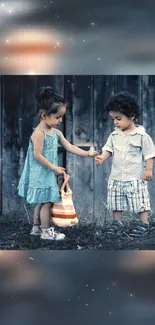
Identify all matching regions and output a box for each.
[107,179,151,213]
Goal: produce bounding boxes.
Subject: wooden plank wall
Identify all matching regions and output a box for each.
[0,75,155,225]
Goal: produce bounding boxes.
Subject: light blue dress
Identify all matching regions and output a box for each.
[18,128,60,204]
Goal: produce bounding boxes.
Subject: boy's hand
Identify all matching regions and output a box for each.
[95,155,104,165]
[142,170,153,181]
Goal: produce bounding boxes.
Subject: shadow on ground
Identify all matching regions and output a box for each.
[1,221,155,250]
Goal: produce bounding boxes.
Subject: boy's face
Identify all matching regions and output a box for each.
[109,111,135,131]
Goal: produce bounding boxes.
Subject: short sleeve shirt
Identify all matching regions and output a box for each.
[102,125,155,181]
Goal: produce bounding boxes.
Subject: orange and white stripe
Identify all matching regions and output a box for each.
[52,173,78,227]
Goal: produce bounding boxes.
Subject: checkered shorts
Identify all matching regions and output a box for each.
[107,179,151,213]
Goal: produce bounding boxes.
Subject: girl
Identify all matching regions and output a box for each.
[18,86,98,241]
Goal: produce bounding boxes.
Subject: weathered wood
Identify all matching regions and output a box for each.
[65,75,94,224]
[94,76,115,225]
[2,76,38,221]
[3,75,24,220]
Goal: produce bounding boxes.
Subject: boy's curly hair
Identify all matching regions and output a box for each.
[105,91,140,119]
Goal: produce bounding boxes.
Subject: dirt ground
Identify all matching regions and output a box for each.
[1,220,155,250]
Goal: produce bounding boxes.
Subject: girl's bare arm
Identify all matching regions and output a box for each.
[57,130,98,157]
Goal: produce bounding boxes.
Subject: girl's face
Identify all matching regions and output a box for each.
[109,111,135,131]
[42,105,66,128]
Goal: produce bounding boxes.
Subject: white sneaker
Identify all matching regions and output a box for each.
[40,227,66,241]
[30,226,42,236]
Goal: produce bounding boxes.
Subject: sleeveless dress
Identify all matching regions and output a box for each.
[17,128,60,204]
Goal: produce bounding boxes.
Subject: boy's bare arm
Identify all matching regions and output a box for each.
[143,158,154,181]
[145,158,154,171]
[95,151,112,165]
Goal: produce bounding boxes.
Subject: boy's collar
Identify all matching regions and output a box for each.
[111,125,146,135]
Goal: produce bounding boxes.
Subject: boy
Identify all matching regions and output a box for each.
[95,91,155,237]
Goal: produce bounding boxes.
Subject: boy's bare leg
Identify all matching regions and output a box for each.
[113,211,123,221]
[139,211,149,224]
[106,210,123,235]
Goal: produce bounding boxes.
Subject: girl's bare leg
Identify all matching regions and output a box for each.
[40,202,52,233]
[33,203,42,225]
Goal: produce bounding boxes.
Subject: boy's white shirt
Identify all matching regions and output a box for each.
[102,125,155,181]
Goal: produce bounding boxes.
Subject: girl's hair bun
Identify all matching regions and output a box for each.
[36,86,54,103]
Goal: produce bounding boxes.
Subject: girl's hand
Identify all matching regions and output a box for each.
[53,166,66,175]
[95,155,104,165]
[87,147,99,157]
